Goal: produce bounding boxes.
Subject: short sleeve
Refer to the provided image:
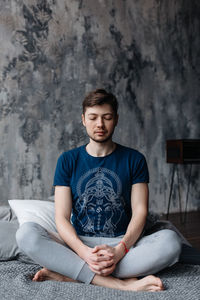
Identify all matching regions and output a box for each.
[131,154,149,185]
[53,153,71,186]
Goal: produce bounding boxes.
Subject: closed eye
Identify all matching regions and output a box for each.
[88,114,97,120]
[104,115,113,120]
[87,113,114,121]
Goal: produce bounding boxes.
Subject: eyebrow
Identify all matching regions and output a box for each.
[88,113,113,116]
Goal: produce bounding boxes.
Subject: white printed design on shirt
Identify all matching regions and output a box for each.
[76,167,125,236]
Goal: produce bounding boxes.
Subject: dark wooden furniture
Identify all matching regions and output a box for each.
[166,139,200,222]
[167,139,200,164]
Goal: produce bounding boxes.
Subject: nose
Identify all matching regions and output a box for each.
[97,117,104,127]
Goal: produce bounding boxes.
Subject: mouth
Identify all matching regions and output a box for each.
[95,131,106,135]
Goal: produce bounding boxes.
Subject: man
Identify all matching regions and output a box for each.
[16,89,181,292]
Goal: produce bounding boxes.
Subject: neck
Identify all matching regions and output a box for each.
[86,140,116,157]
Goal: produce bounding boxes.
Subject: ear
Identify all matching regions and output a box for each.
[82,114,86,127]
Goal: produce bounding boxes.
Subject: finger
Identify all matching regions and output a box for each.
[98,260,114,268]
[89,259,114,270]
[93,244,110,252]
[101,264,116,276]
[94,254,114,263]
[96,252,114,260]
[92,245,108,253]
[97,249,114,257]
[88,265,103,275]
[89,264,102,272]
[90,255,113,264]
[98,249,114,255]
[91,246,99,253]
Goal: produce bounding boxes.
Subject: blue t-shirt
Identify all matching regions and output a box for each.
[53,144,149,237]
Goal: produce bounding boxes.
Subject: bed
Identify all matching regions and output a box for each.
[0,202,200,300]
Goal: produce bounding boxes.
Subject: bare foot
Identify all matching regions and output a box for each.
[32,268,77,283]
[32,269,164,292]
[92,274,164,292]
[123,275,164,292]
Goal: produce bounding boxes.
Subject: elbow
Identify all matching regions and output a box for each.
[55,214,68,232]
[133,207,148,220]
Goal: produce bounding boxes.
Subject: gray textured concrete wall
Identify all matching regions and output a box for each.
[0,0,199,213]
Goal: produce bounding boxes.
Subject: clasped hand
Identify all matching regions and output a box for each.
[83,244,123,276]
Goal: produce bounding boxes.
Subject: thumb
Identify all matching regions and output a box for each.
[91,246,99,253]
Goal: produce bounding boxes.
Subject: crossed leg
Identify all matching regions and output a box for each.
[33,267,164,292]
[16,223,181,292]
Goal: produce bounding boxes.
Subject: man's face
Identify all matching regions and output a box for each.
[82,104,118,143]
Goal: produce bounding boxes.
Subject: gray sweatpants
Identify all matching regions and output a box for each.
[16,222,181,284]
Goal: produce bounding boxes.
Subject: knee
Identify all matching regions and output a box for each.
[159,229,182,264]
[16,222,41,255]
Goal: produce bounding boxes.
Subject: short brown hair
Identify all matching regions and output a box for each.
[82,89,118,115]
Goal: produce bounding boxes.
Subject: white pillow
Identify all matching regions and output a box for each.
[8,199,64,243]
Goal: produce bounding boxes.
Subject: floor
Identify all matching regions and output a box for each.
[162,210,200,250]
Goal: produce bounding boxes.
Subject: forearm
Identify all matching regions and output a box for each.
[114,183,148,257]
[55,186,89,259]
[121,209,147,249]
[56,217,88,259]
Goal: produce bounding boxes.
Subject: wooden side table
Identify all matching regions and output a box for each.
[166,139,200,223]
